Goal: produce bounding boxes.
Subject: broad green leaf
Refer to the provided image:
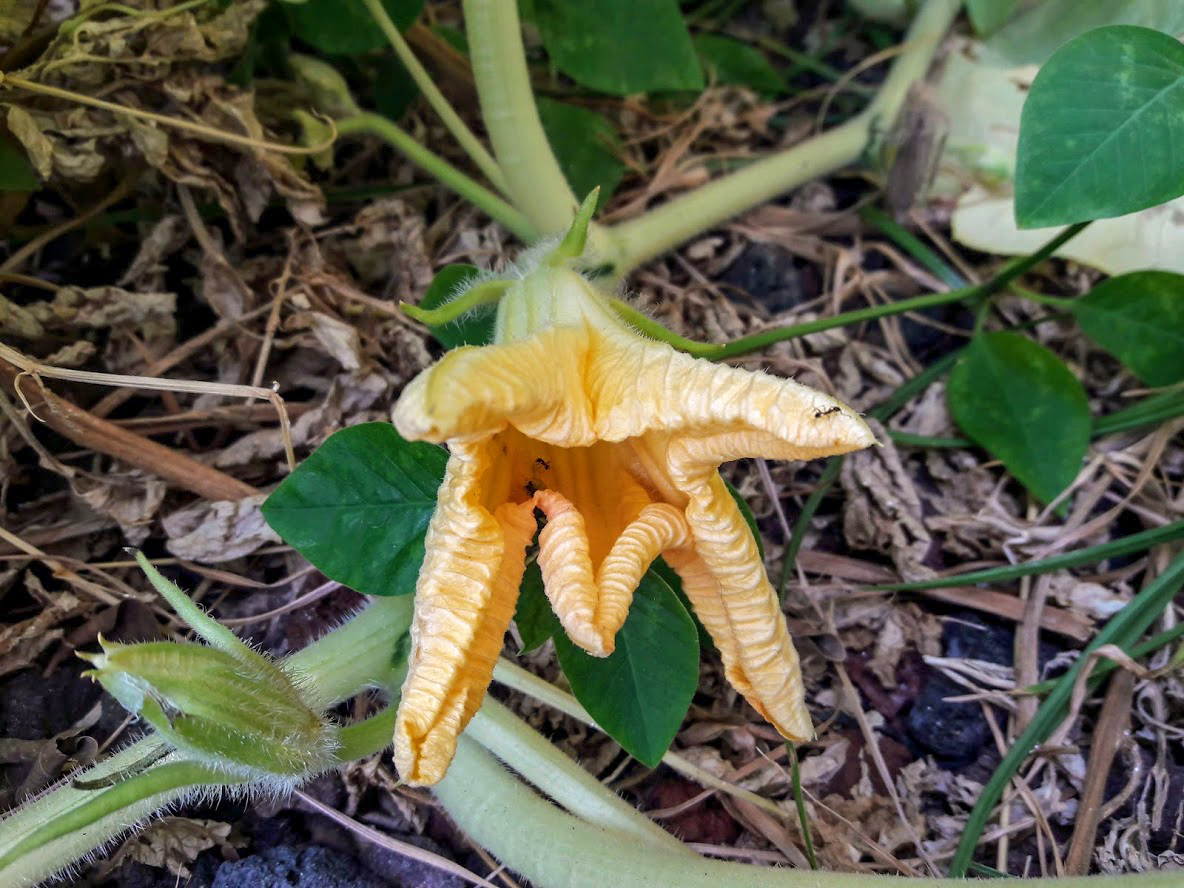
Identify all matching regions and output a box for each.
[948,333,1090,504]
[986,0,1184,66]
[513,562,560,654]
[0,135,39,191]
[694,34,783,97]
[537,98,624,210]
[649,557,713,654]
[554,569,698,766]
[416,264,495,348]
[528,0,703,95]
[287,0,422,55]
[1071,271,1184,386]
[261,423,446,596]
[371,54,419,121]
[965,0,1018,37]
[1015,26,1184,228]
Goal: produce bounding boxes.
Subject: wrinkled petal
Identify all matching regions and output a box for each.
[662,467,812,742]
[590,332,875,460]
[535,489,690,656]
[394,442,536,785]
[393,329,597,446]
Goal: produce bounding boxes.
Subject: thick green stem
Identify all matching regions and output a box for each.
[361,0,509,195]
[436,736,1181,888]
[463,0,578,236]
[468,699,689,855]
[605,0,962,274]
[336,114,538,243]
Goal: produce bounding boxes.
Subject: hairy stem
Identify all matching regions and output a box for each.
[337,114,537,243]
[0,596,411,886]
[463,0,578,236]
[605,0,962,274]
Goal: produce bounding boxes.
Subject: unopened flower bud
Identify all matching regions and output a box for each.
[81,638,337,783]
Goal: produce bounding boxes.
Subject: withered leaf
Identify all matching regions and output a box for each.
[163,494,280,563]
[107,817,234,878]
[5,105,53,180]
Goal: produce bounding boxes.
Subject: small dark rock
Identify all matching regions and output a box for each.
[906,672,991,763]
[897,304,974,362]
[906,615,1012,764]
[943,614,1014,666]
[211,845,383,888]
[719,242,813,312]
[356,833,464,888]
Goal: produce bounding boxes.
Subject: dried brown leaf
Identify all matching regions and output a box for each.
[107,817,234,878]
[162,493,279,563]
[75,473,168,545]
[0,578,83,679]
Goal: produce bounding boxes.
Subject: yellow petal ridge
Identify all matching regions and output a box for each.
[394,443,536,785]
[535,490,691,657]
[663,469,813,742]
[591,331,875,459]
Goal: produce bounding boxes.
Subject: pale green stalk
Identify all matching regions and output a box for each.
[336,114,537,243]
[468,699,690,855]
[605,0,962,274]
[463,0,579,236]
[437,737,1181,888]
[491,658,786,819]
[361,0,510,195]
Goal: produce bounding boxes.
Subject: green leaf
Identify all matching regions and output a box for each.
[417,264,495,348]
[371,53,419,121]
[528,0,703,95]
[261,423,446,596]
[554,569,698,766]
[537,98,625,210]
[0,135,39,191]
[1015,25,1184,228]
[287,0,423,56]
[947,332,1090,505]
[1071,270,1184,386]
[986,0,1184,66]
[513,562,560,654]
[693,34,783,97]
[965,0,1018,37]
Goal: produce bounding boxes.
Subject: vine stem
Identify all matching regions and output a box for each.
[467,699,690,855]
[436,736,1183,888]
[360,0,510,196]
[336,114,538,243]
[0,595,412,887]
[603,0,962,274]
[611,221,1090,361]
[463,0,579,237]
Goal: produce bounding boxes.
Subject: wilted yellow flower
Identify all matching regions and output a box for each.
[392,244,874,786]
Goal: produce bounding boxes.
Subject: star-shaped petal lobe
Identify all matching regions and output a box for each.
[391,266,873,785]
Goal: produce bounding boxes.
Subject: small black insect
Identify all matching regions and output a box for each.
[813,406,841,418]
[525,480,540,496]
[534,457,551,470]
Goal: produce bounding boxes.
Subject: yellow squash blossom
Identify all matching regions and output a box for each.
[391,240,874,786]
